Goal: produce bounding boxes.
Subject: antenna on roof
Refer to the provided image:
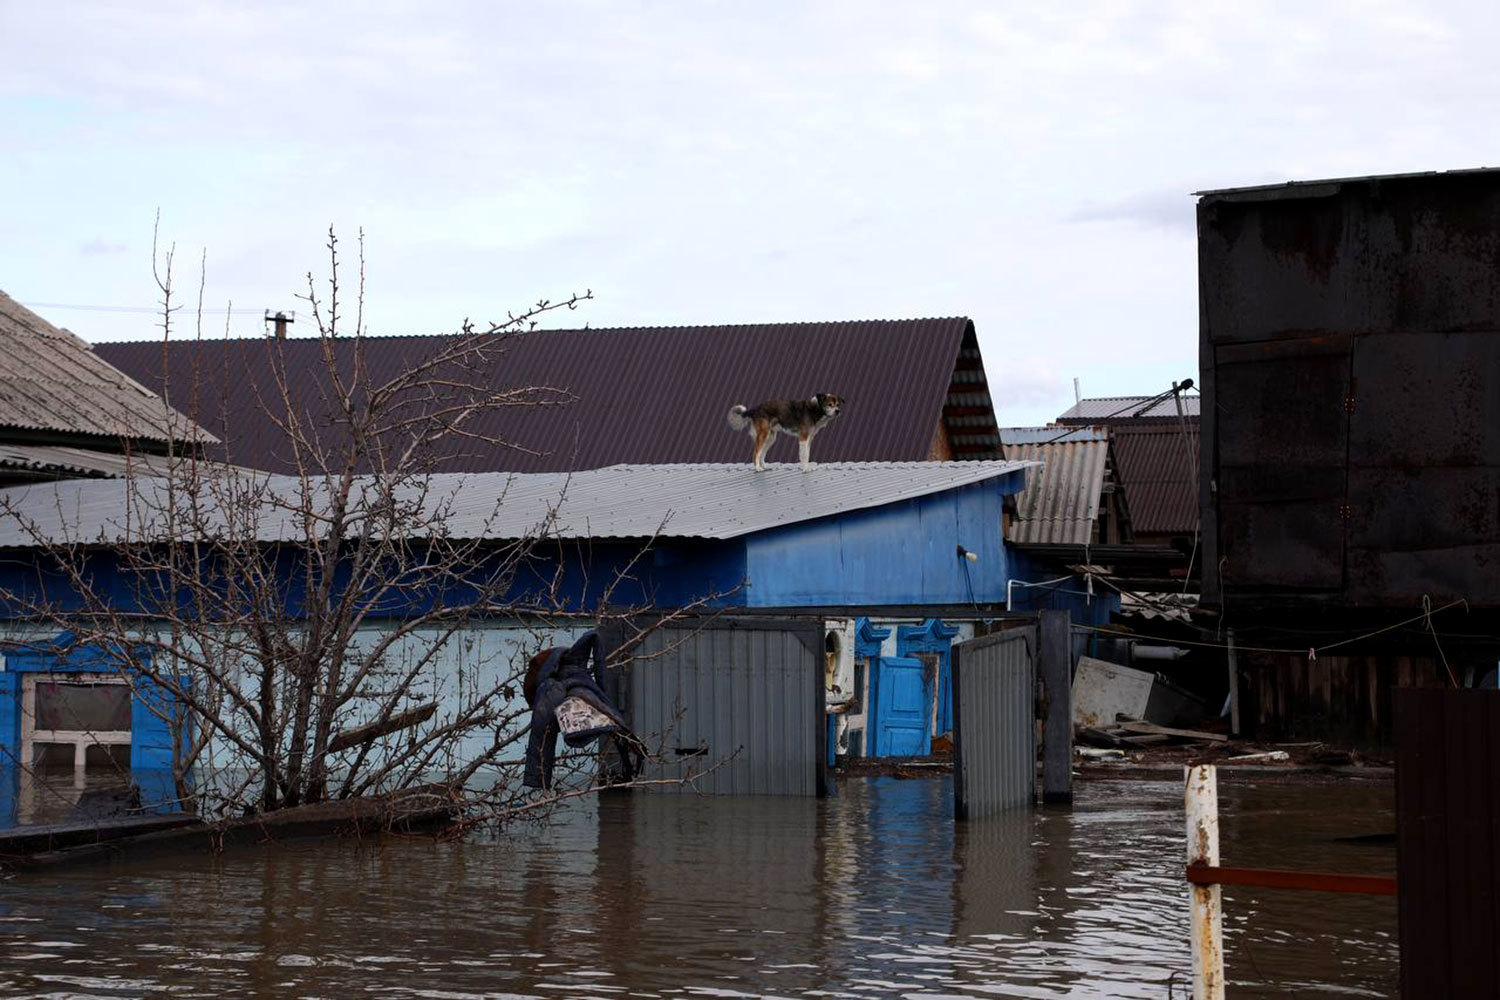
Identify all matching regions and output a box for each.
[264,310,295,339]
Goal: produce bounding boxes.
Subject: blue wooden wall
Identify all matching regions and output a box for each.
[0,638,184,826]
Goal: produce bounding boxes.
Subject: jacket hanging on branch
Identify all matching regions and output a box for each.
[522,630,640,790]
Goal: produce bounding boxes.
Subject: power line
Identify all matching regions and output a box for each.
[22,301,274,317]
[1032,381,1198,447]
[1071,597,1469,656]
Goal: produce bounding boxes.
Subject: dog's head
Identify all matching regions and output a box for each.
[811,393,844,419]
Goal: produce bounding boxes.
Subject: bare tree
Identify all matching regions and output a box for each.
[0,228,731,826]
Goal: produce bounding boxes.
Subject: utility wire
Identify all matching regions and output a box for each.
[1030,382,1198,448]
[23,301,282,317]
[1070,597,1469,657]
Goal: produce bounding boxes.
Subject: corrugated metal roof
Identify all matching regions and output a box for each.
[0,460,1035,549]
[0,444,181,480]
[999,426,1108,445]
[1110,424,1198,535]
[0,292,215,445]
[1001,433,1107,545]
[95,318,995,473]
[1056,395,1200,424]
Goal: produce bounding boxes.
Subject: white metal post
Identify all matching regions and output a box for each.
[1186,764,1225,1000]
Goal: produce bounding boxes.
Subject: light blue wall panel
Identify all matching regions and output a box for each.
[744,475,1023,607]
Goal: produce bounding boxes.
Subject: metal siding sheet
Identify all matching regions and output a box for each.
[952,627,1035,818]
[629,621,818,797]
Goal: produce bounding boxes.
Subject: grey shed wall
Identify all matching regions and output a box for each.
[952,626,1037,819]
[626,619,826,797]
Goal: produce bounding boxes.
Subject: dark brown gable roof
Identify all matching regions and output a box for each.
[96,318,998,474]
[1110,423,1199,535]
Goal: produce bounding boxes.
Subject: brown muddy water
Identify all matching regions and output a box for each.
[0,776,1396,999]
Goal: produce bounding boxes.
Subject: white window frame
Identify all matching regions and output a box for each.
[20,673,133,770]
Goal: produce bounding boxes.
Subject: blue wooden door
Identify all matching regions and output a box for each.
[874,655,930,756]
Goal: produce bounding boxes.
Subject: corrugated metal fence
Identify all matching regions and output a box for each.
[952,626,1037,819]
[625,618,826,797]
[1395,688,1500,999]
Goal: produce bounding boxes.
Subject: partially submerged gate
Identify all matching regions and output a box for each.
[951,625,1037,819]
[623,617,827,797]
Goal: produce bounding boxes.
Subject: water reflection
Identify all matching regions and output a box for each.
[0,766,183,827]
[0,777,1397,998]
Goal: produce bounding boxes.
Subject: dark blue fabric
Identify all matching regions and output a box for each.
[523,630,627,789]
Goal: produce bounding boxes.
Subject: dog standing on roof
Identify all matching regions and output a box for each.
[727,394,844,472]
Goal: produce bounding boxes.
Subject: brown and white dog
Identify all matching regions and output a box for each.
[727,394,844,472]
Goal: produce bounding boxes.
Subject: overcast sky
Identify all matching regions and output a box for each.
[2,2,1495,426]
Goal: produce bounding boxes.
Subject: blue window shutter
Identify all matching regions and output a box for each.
[0,672,20,765]
[130,674,180,771]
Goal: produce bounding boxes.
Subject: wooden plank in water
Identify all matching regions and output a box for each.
[0,813,200,855]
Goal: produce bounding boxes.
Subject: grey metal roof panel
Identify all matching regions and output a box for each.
[0,292,216,445]
[1001,437,1107,545]
[0,444,179,479]
[1056,395,1200,424]
[0,460,1036,549]
[999,426,1108,445]
[95,318,988,472]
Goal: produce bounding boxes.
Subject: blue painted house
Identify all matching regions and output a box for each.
[0,461,1118,822]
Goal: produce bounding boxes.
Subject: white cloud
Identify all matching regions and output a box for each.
[2,0,1498,410]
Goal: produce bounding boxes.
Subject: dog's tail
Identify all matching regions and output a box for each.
[727,404,749,432]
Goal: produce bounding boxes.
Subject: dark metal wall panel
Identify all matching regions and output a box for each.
[1200,170,1500,611]
[1198,184,1364,345]
[627,619,823,797]
[1395,688,1500,999]
[1362,174,1500,333]
[1345,331,1500,605]
[1214,335,1350,590]
[952,626,1036,819]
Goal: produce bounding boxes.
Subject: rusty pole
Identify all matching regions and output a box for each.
[1186,764,1225,1000]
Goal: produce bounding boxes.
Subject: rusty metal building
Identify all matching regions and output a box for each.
[1198,169,1500,744]
[1200,169,1500,615]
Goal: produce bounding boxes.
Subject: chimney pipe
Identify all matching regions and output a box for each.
[265,310,294,339]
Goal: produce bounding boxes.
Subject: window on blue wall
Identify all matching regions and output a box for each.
[35,682,131,732]
[24,675,133,772]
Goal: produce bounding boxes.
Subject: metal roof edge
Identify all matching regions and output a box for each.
[90,316,978,346]
[1194,167,1500,200]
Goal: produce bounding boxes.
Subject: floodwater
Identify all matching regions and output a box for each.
[0,776,1397,999]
